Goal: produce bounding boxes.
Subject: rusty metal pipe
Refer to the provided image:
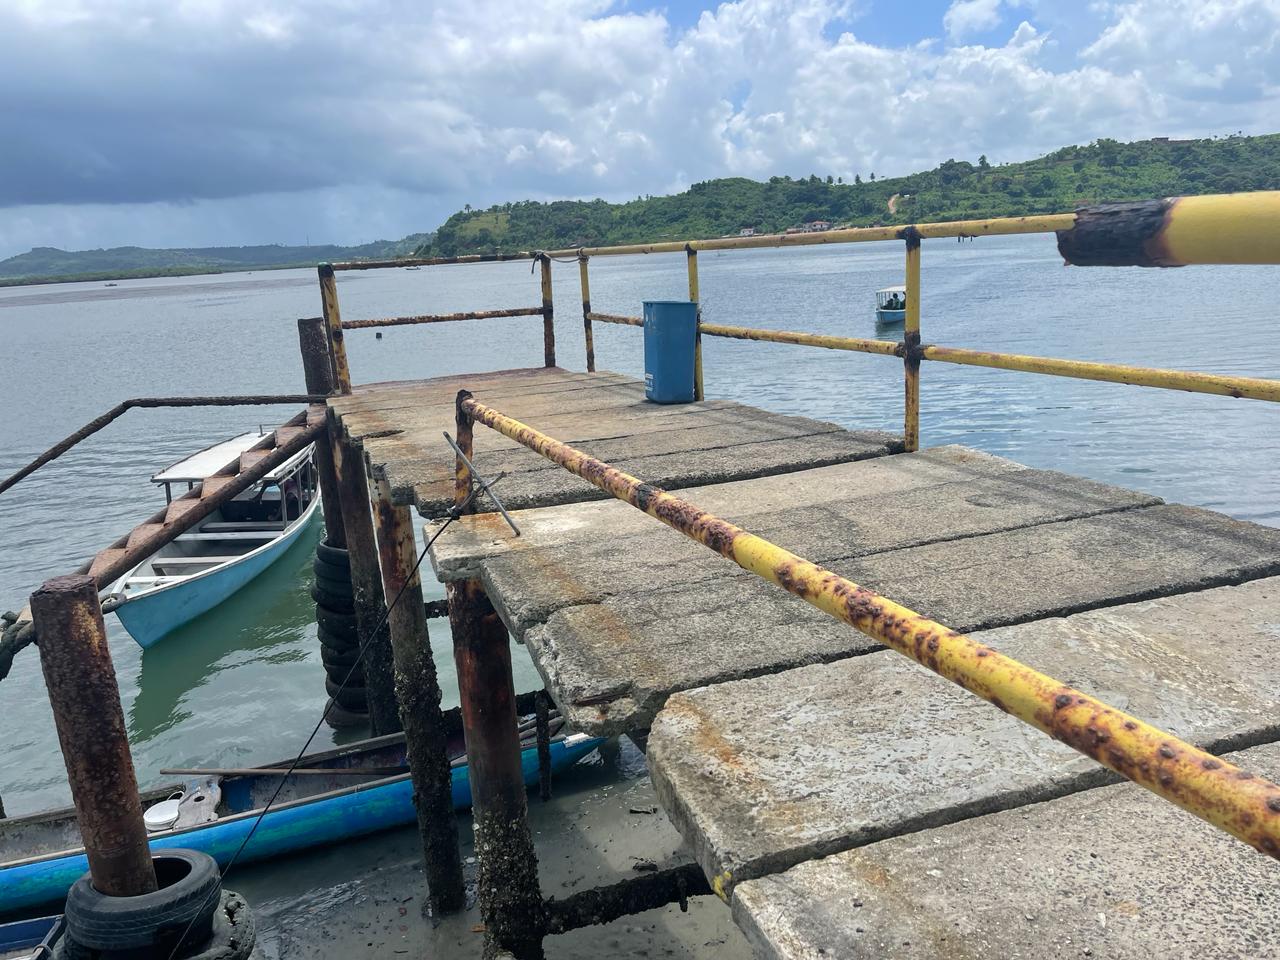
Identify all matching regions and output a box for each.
[341,307,544,330]
[686,247,704,400]
[585,311,643,328]
[459,396,1280,870]
[543,862,710,935]
[369,474,464,913]
[297,318,347,550]
[903,228,922,452]
[539,255,556,368]
[920,344,1280,402]
[29,575,158,897]
[0,394,325,500]
[318,264,352,394]
[578,256,595,373]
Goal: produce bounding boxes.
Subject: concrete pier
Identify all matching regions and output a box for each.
[329,367,1280,957]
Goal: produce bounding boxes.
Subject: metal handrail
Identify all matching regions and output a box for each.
[454,391,1280,893]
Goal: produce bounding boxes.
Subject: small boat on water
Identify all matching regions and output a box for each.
[102,432,320,649]
[875,285,907,325]
[0,719,603,917]
[0,915,62,959]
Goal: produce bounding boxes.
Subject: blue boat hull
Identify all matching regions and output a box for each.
[875,308,906,324]
[115,503,319,649]
[0,736,601,916]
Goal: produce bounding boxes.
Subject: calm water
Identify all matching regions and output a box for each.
[1,233,1278,823]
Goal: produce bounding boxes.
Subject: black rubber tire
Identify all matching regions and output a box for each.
[64,849,221,952]
[320,650,360,670]
[316,540,350,568]
[312,568,351,596]
[325,676,369,711]
[315,604,356,631]
[316,622,358,652]
[311,584,355,613]
[323,697,369,729]
[312,555,350,584]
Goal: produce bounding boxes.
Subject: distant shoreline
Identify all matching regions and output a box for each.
[0,261,313,288]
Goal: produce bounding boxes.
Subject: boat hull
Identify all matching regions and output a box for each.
[114,500,319,649]
[875,308,906,324]
[0,736,601,917]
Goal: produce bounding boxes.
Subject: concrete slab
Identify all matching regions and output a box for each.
[646,578,1280,897]
[330,367,901,513]
[733,739,1280,960]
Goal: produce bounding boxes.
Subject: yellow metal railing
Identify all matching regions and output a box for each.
[454,392,1280,894]
[318,192,1280,441]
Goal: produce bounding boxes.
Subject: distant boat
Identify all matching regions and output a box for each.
[0,720,604,917]
[103,282,118,287]
[102,433,319,649]
[875,285,907,325]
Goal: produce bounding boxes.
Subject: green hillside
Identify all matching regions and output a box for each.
[423,134,1280,256]
[0,235,433,286]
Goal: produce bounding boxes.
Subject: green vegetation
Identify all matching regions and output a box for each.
[422,134,1280,256]
[0,235,433,286]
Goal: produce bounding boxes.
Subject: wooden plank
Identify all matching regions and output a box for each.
[88,548,129,579]
[199,475,236,498]
[164,497,202,525]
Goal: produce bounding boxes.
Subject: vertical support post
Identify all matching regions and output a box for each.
[539,254,556,368]
[450,391,545,959]
[318,263,352,395]
[686,245,704,401]
[535,690,552,801]
[368,473,465,914]
[297,317,347,549]
[578,254,595,373]
[903,228,922,453]
[330,427,401,736]
[29,575,157,897]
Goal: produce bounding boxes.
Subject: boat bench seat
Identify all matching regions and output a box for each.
[151,556,240,574]
[177,532,276,542]
[200,521,286,533]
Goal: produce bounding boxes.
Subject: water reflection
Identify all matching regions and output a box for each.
[128,522,321,744]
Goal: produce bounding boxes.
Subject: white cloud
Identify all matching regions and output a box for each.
[944,0,1005,40]
[1,0,1279,255]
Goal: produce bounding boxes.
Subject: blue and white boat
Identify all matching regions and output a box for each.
[103,433,320,649]
[875,285,907,325]
[0,720,603,917]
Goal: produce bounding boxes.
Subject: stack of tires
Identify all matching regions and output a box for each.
[312,538,369,727]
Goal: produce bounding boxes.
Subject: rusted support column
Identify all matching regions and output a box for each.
[535,690,552,801]
[451,392,545,958]
[368,472,465,914]
[578,254,595,373]
[330,426,400,735]
[297,317,347,550]
[318,263,352,394]
[539,254,556,368]
[29,575,157,897]
[686,245,704,401]
[902,227,922,453]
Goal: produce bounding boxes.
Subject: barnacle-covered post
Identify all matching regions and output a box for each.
[449,390,545,958]
[317,263,352,395]
[578,253,595,373]
[367,471,465,913]
[29,575,158,896]
[329,432,401,736]
[539,254,556,368]
[902,226,922,452]
[686,244,704,400]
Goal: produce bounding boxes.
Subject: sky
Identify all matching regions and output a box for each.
[2,0,1278,257]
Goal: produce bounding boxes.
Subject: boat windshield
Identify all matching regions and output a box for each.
[877,287,906,310]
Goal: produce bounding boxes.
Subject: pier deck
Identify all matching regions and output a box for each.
[333,369,1280,958]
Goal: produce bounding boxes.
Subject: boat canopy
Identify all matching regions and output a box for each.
[876,285,906,295]
[152,432,267,483]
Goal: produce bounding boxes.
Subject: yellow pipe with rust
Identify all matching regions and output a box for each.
[903,232,921,452]
[579,256,595,373]
[457,392,1280,867]
[586,311,644,328]
[700,322,901,356]
[687,247,704,401]
[922,344,1280,402]
[539,255,555,367]
[317,264,352,395]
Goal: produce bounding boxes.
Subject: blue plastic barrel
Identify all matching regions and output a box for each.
[643,300,698,404]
